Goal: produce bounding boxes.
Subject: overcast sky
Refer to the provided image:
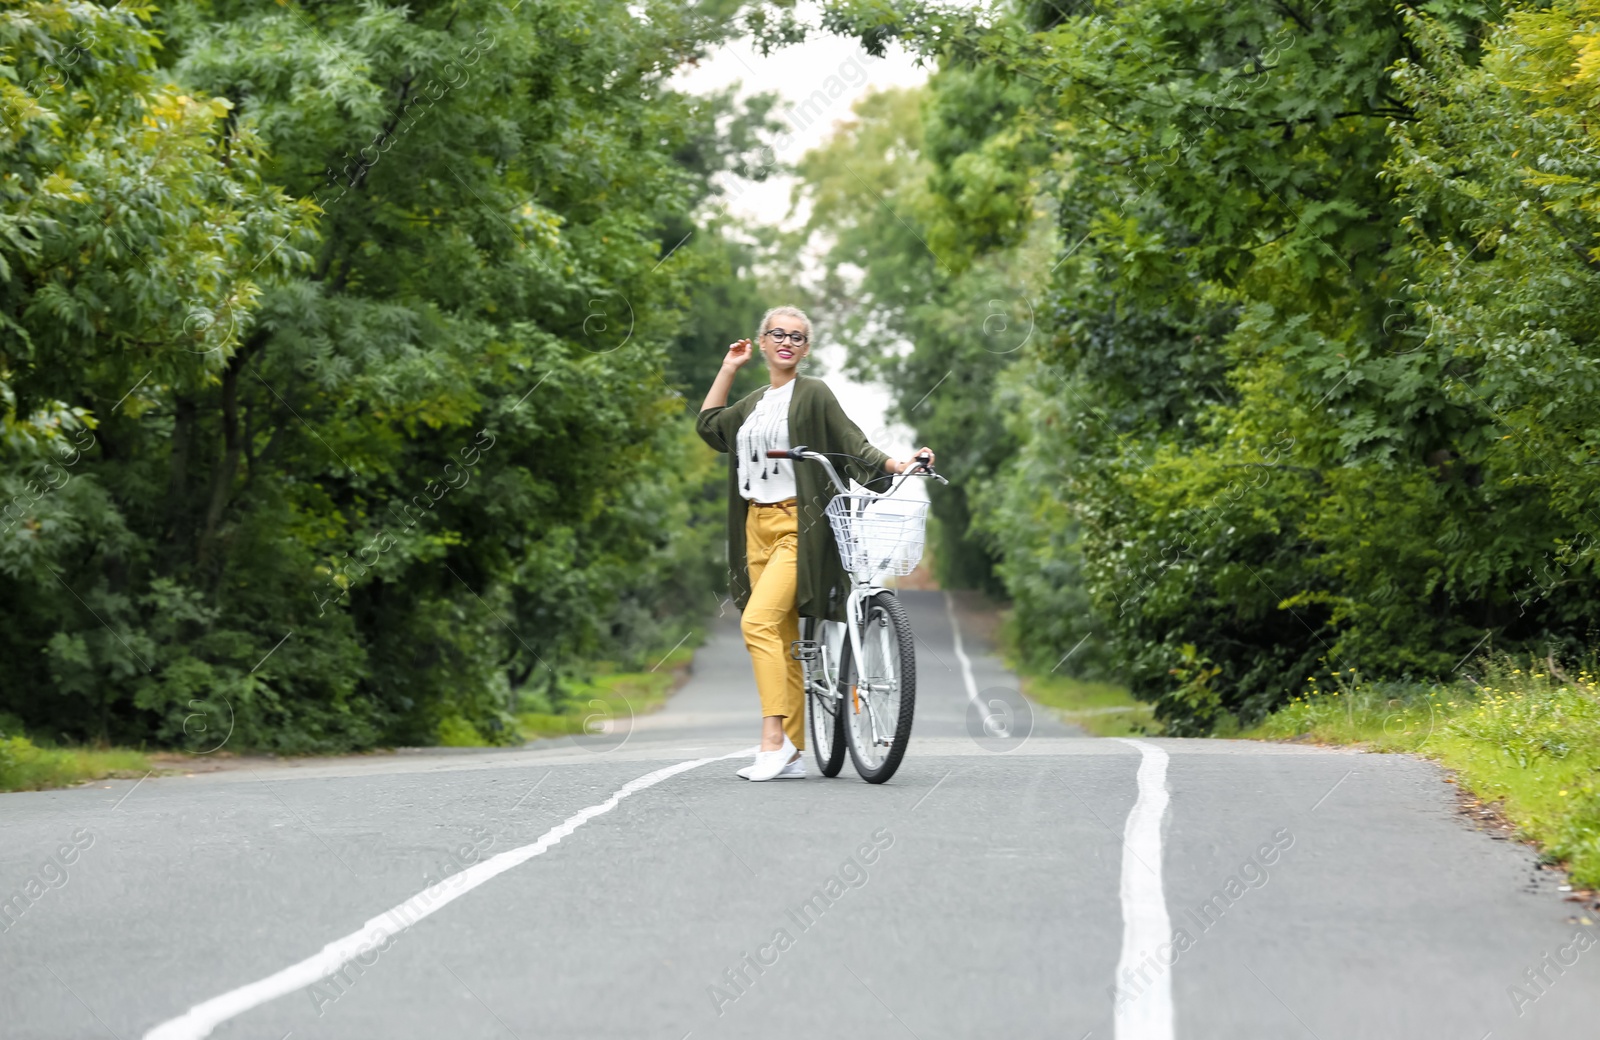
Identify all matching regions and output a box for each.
[670,8,931,466]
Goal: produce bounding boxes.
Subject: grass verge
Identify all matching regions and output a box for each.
[994,614,1160,737]
[1247,658,1600,887]
[0,735,151,793]
[515,639,700,743]
[1016,672,1162,737]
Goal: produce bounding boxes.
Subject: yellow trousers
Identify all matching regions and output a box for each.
[742,499,806,750]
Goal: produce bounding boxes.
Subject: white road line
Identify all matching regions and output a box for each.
[942,590,980,707]
[143,748,754,1040]
[1111,738,1174,1040]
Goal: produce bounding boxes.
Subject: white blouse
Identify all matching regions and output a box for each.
[736,380,797,503]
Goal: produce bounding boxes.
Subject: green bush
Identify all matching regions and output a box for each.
[0,735,150,793]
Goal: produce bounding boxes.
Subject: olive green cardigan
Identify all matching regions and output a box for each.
[697,376,890,623]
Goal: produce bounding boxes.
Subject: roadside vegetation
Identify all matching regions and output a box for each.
[1013,671,1160,739]
[1,1,771,756]
[998,619,1159,737]
[1,631,703,788]
[1250,657,1600,886]
[0,731,150,793]
[808,0,1600,738]
[513,640,700,744]
[9,0,1599,772]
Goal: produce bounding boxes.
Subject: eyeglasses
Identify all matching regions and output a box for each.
[762,329,809,346]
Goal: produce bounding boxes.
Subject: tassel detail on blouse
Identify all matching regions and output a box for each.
[737,386,793,494]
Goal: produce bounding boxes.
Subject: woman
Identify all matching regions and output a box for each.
[697,306,934,782]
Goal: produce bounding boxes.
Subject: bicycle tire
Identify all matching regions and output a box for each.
[808,678,847,778]
[802,619,848,777]
[844,591,916,783]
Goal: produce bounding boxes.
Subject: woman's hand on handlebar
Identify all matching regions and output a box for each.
[722,339,754,371]
[887,447,936,474]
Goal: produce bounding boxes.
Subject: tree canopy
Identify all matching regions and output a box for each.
[1,0,776,750]
[7,0,1597,746]
[807,0,1600,731]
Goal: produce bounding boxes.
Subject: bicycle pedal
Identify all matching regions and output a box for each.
[790,639,821,662]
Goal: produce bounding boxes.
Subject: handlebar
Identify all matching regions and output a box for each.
[770,445,949,492]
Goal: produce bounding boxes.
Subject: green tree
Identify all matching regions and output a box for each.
[2,0,317,746]
[814,0,1600,731]
[1385,0,1600,639]
[1,0,774,750]
[794,80,1052,597]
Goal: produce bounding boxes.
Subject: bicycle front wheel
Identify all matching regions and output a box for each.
[844,592,916,783]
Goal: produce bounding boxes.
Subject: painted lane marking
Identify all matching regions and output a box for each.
[942,590,980,708]
[143,748,755,1040]
[1111,738,1174,1040]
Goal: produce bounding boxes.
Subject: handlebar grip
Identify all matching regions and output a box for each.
[765,449,791,459]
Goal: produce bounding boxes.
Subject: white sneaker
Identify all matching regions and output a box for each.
[737,755,805,780]
[744,736,801,781]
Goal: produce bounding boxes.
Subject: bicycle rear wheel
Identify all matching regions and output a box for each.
[808,684,847,777]
[844,592,916,783]
[804,620,847,776]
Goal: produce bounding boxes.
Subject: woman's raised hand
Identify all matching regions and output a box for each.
[722,339,754,370]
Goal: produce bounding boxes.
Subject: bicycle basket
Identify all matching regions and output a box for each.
[824,493,930,577]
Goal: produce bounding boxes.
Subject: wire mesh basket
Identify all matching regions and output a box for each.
[825,493,930,577]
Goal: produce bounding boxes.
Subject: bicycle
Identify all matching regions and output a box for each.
[766,445,947,783]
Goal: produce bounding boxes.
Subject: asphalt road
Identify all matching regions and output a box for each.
[3,589,1598,1039]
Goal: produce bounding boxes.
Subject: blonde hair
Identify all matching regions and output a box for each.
[757,305,813,346]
